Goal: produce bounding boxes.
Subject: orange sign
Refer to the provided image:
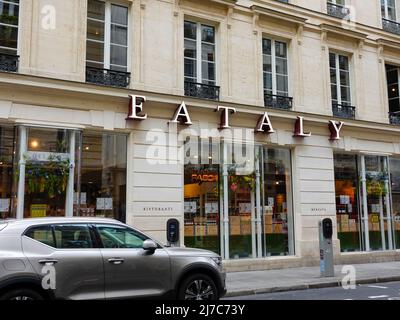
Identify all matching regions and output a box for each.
[191,174,218,183]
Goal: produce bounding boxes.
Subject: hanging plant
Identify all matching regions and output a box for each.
[364,171,388,197]
[24,154,70,197]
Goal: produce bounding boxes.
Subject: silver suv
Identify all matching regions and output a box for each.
[0,218,226,300]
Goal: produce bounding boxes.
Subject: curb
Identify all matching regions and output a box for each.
[225,276,400,298]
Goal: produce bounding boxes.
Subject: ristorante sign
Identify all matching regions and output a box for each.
[126,95,345,141]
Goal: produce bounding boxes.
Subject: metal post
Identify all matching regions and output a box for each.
[16,126,27,220]
[65,131,75,217]
[360,155,370,251]
[255,147,262,258]
[222,142,230,259]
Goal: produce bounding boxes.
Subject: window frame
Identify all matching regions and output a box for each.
[86,0,130,72]
[382,0,397,21]
[262,37,290,98]
[0,0,21,56]
[184,19,217,86]
[329,51,352,106]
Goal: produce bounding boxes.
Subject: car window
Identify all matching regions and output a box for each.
[53,224,93,249]
[25,225,56,247]
[96,225,148,249]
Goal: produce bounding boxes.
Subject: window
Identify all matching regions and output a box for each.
[96,225,148,248]
[184,20,219,100]
[381,0,397,21]
[329,52,355,119]
[25,225,55,247]
[327,0,350,19]
[75,132,127,222]
[0,0,19,55]
[386,64,400,124]
[262,38,292,110]
[86,0,130,87]
[0,0,19,72]
[54,224,93,249]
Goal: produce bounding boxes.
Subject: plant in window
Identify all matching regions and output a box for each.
[365,172,389,197]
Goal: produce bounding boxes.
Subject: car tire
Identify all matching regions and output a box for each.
[0,288,44,301]
[178,273,219,301]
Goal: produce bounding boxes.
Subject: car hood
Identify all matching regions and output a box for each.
[164,246,218,257]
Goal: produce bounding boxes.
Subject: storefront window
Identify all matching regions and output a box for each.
[184,139,220,254]
[389,158,400,249]
[0,125,16,219]
[23,127,74,218]
[262,148,293,256]
[183,139,294,260]
[334,154,396,252]
[334,154,361,252]
[75,132,127,222]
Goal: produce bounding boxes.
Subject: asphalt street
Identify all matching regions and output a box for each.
[224,281,400,300]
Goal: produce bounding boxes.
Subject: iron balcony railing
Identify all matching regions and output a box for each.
[264,93,293,110]
[0,53,19,72]
[389,111,400,125]
[86,67,131,88]
[382,18,400,35]
[327,2,350,19]
[184,81,220,101]
[332,103,356,119]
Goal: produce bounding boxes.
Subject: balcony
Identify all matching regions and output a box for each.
[332,103,356,119]
[382,18,400,35]
[184,81,220,101]
[86,67,130,88]
[389,111,400,125]
[327,2,350,19]
[264,93,293,110]
[0,53,19,72]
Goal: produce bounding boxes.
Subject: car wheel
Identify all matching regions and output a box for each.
[0,288,44,301]
[178,273,219,301]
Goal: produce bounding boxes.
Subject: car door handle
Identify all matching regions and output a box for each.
[38,259,58,265]
[108,258,125,265]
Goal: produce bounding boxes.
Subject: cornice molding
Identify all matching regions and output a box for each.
[320,24,368,41]
[251,5,307,26]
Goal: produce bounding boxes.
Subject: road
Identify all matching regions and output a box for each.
[224,281,400,300]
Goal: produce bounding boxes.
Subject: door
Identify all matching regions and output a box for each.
[95,224,171,299]
[360,155,394,251]
[22,224,105,300]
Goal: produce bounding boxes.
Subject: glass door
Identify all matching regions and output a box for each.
[16,126,78,219]
[359,155,394,251]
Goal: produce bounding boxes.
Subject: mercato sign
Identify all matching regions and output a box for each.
[126,95,345,141]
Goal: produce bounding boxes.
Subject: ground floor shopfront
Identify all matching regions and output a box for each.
[1,90,400,267]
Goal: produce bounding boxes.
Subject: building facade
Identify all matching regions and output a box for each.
[1,0,400,270]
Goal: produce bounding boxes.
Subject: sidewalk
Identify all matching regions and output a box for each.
[226,261,400,297]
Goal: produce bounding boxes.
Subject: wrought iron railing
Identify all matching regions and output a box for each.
[184,81,220,101]
[327,2,350,19]
[389,111,400,125]
[264,93,293,110]
[332,103,356,119]
[0,53,19,72]
[382,18,400,35]
[86,67,130,88]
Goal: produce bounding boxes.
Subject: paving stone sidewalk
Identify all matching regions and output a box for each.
[226,261,400,297]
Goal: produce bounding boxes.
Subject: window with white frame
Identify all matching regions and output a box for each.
[381,0,397,21]
[0,0,19,56]
[184,20,216,86]
[329,52,351,106]
[262,38,289,98]
[86,0,128,72]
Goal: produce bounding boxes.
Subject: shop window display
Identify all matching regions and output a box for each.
[389,158,400,249]
[75,132,127,222]
[0,125,16,219]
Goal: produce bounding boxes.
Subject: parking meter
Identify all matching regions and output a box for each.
[318,218,334,277]
[167,219,180,247]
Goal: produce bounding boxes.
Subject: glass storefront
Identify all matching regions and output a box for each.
[389,158,400,249]
[0,124,127,221]
[334,153,398,252]
[184,138,294,260]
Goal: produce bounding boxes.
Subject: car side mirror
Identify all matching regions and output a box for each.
[143,239,157,253]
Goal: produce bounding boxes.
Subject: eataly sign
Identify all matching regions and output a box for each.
[127,95,345,141]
